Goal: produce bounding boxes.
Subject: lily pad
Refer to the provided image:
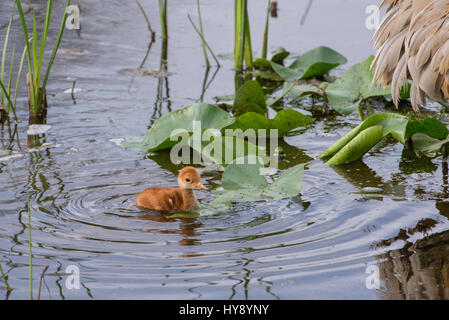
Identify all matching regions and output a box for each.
[325,56,391,115]
[271,46,347,81]
[412,133,449,158]
[211,157,305,205]
[406,118,449,141]
[121,103,235,152]
[233,80,267,111]
[225,109,313,136]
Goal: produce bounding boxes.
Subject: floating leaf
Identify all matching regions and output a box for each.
[325,56,391,115]
[121,103,235,152]
[406,118,448,141]
[320,113,408,164]
[225,109,313,136]
[271,46,347,81]
[211,157,305,205]
[233,80,266,111]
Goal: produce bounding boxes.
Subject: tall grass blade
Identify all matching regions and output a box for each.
[15,0,35,109]
[158,0,167,39]
[196,0,210,67]
[13,46,27,120]
[262,0,271,59]
[187,14,221,67]
[243,4,253,69]
[37,0,53,98]
[6,42,16,114]
[0,80,14,112]
[42,0,71,90]
[1,9,14,106]
[235,0,246,71]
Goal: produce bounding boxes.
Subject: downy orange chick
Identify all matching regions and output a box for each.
[136,167,206,212]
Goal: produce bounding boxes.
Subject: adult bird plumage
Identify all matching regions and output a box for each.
[371,0,449,111]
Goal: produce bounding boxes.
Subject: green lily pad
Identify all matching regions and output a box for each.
[211,157,305,205]
[233,80,267,111]
[406,118,449,141]
[225,109,313,136]
[121,103,235,152]
[325,56,391,115]
[271,46,347,81]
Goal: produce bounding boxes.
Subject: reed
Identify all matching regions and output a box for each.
[15,0,71,124]
[187,14,220,67]
[262,0,271,59]
[234,0,253,72]
[158,0,168,40]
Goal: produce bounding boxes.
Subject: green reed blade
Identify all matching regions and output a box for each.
[6,42,16,114]
[158,0,167,39]
[0,80,14,112]
[42,0,71,90]
[13,46,27,121]
[235,0,246,71]
[243,4,253,69]
[37,0,53,94]
[262,0,271,59]
[187,14,221,67]
[196,0,210,67]
[1,9,13,105]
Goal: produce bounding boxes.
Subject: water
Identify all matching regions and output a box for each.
[1,0,449,300]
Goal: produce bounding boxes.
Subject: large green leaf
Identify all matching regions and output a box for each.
[271,46,347,81]
[233,80,266,111]
[188,132,267,166]
[326,126,383,165]
[121,103,235,152]
[320,113,409,160]
[406,118,449,141]
[267,82,321,106]
[211,157,305,205]
[325,56,391,115]
[225,109,313,136]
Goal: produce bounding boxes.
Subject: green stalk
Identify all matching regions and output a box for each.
[235,0,246,71]
[158,0,167,39]
[37,0,53,99]
[0,80,14,112]
[1,10,13,106]
[262,0,271,59]
[6,42,16,114]
[187,14,220,67]
[243,4,253,69]
[13,46,27,121]
[42,0,71,90]
[15,0,36,111]
[196,0,210,67]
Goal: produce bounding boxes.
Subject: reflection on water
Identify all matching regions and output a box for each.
[1,0,449,300]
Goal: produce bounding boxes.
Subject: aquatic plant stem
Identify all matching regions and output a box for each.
[196,0,210,68]
[158,0,167,40]
[135,0,155,40]
[187,14,220,67]
[27,183,33,300]
[0,263,12,292]
[262,0,271,59]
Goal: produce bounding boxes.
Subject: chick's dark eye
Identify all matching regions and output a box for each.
[185,178,191,182]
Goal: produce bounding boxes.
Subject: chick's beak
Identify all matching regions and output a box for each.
[196,182,207,190]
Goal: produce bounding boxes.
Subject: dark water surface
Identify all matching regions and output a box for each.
[1,0,449,299]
